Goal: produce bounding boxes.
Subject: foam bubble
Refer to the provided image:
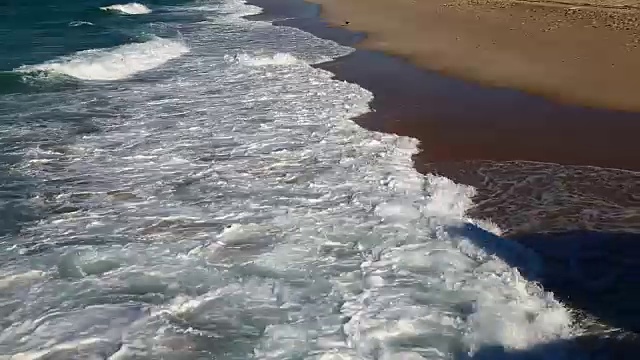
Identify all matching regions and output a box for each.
[227,53,301,67]
[425,174,476,220]
[2,0,580,357]
[374,201,421,222]
[68,21,94,27]
[16,37,189,81]
[100,2,152,15]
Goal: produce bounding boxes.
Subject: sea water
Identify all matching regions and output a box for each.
[0,1,579,358]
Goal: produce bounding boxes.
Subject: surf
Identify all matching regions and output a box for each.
[0,0,584,358]
[15,37,189,81]
[226,53,302,67]
[100,2,152,15]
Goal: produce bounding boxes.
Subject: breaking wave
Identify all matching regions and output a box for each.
[15,37,189,81]
[100,2,152,15]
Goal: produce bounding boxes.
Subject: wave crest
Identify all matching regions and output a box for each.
[100,2,152,15]
[15,38,189,81]
[226,53,301,67]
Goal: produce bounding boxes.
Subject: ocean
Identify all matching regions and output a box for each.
[0,0,608,358]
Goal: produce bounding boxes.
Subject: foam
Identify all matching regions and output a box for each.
[425,174,477,219]
[212,0,264,18]
[16,37,188,81]
[0,270,46,291]
[217,223,272,244]
[100,3,152,15]
[226,53,302,67]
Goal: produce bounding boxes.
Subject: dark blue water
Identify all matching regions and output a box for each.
[0,0,189,70]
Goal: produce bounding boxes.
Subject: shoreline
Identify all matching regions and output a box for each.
[249,0,640,236]
[244,0,640,344]
[313,44,640,237]
[310,0,640,112]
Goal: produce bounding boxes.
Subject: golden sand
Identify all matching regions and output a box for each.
[310,0,640,111]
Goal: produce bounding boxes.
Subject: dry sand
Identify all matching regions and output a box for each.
[310,0,640,111]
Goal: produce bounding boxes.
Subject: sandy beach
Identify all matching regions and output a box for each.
[310,0,640,112]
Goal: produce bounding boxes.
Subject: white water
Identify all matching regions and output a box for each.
[227,52,302,66]
[100,2,153,15]
[16,37,189,81]
[0,0,579,359]
[68,21,95,27]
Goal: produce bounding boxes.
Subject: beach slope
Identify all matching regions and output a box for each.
[311,0,640,111]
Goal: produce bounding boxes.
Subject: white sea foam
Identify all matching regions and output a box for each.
[68,21,94,27]
[16,37,189,81]
[0,0,580,358]
[226,53,301,67]
[100,2,152,15]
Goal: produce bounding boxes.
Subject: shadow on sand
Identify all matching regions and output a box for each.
[451,223,640,359]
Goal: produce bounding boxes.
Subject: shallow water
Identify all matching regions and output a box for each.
[0,0,598,359]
